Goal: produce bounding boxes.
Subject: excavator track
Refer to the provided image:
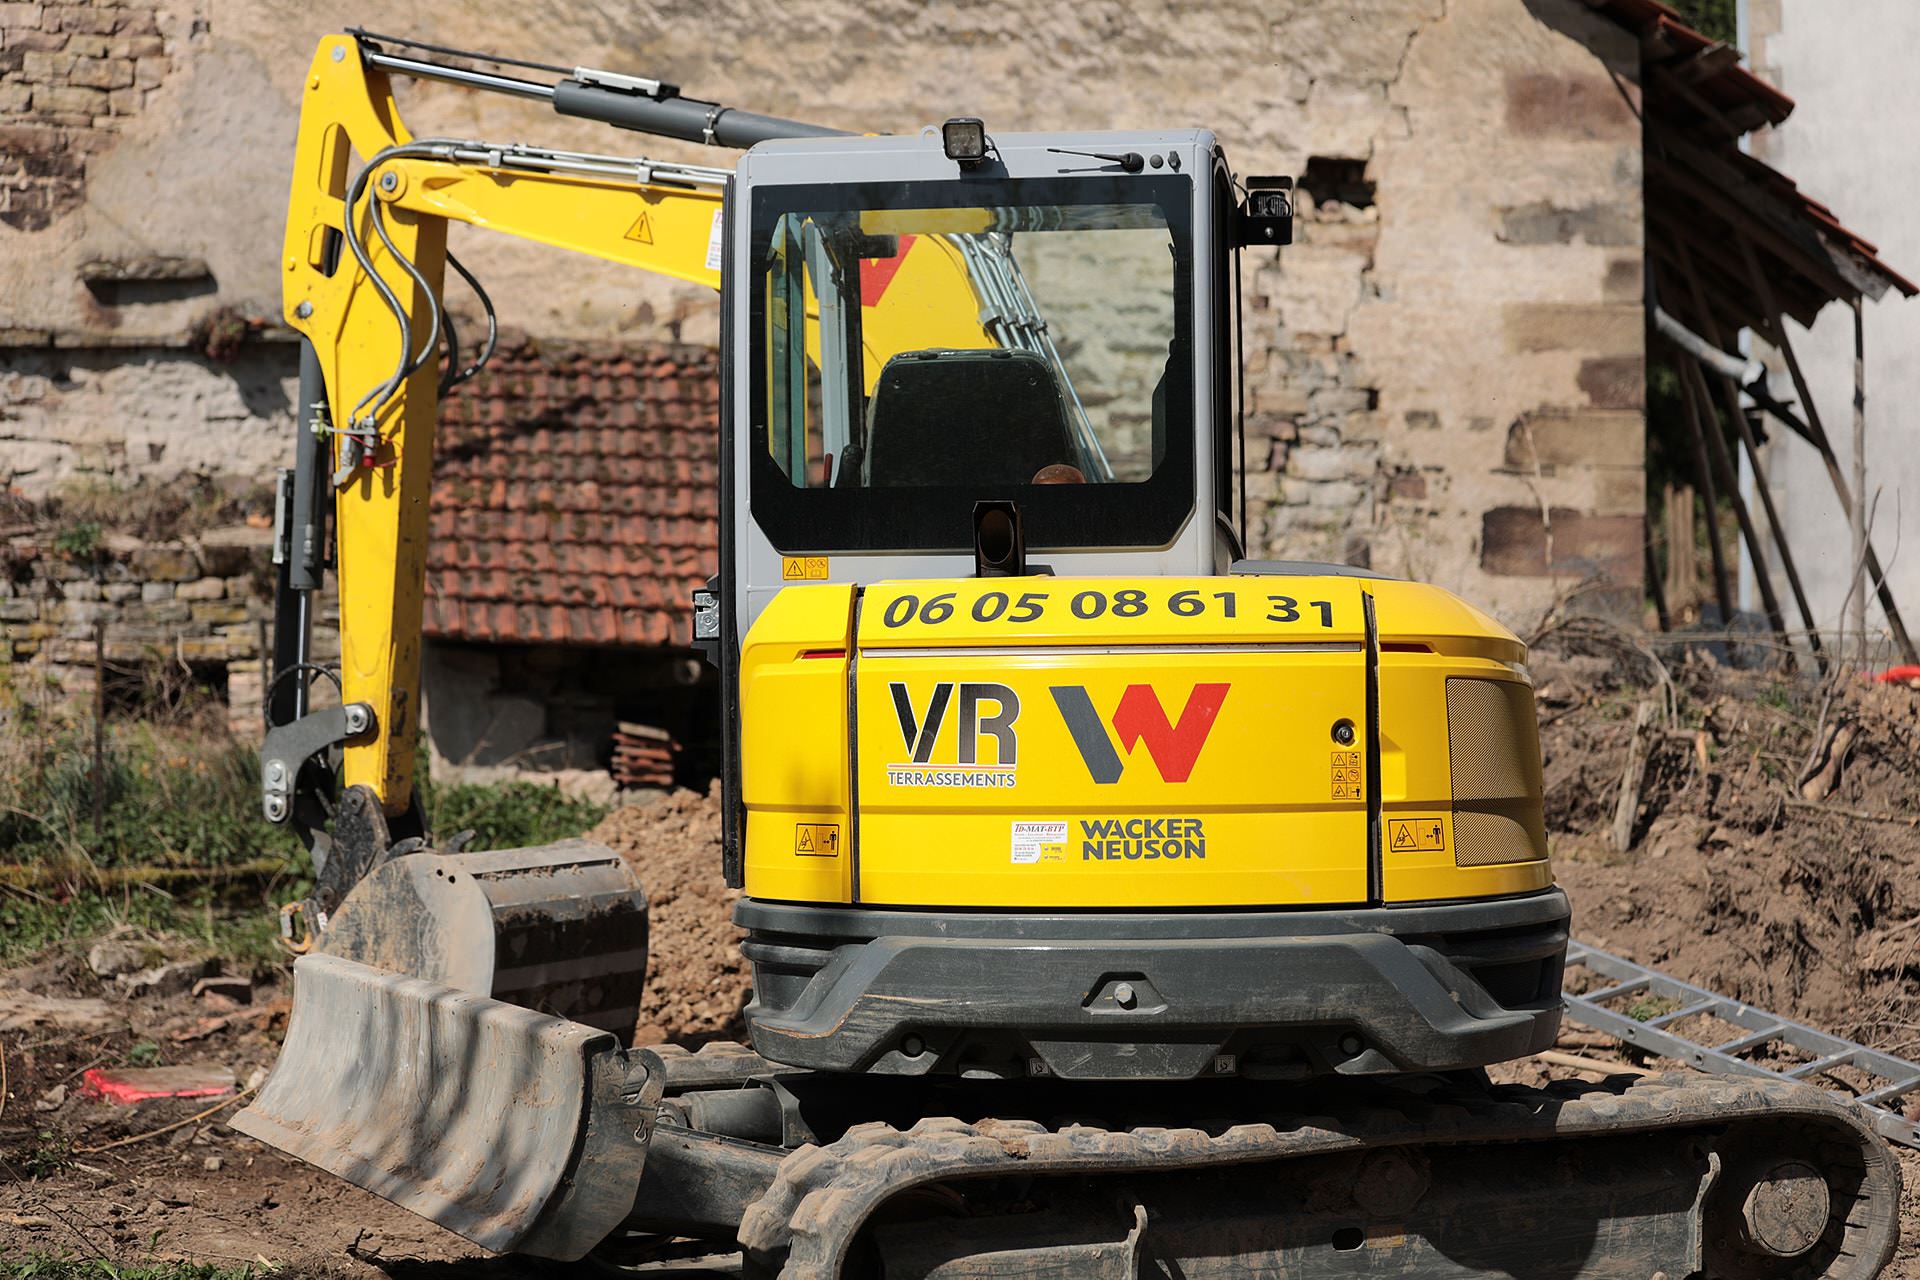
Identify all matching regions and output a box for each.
[736,1072,1900,1280]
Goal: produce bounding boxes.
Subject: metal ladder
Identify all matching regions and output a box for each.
[1563,940,1920,1149]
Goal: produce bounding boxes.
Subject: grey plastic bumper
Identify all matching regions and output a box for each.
[737,890,1569,1081]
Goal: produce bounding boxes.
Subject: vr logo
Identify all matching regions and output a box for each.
[1052,683,1229,784]
[890,682,1020,764]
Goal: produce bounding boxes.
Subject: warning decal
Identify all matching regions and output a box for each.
[794,823,841,857]
[705,208,725,272]
[1330,749,1362,801]
[782,555,829,581]
[1387,818,1446,853]
[624,211,654,244]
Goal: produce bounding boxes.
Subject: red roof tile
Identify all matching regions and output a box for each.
[427,336,719,649]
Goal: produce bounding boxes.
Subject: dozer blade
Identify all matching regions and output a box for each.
[232,953,659,1260]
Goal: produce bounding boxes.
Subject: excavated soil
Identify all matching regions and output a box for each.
[591,781,752,1046]
[1533,623,1920,1050]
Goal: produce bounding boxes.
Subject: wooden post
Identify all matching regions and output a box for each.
[1671,242,1822,669]
[92,619,106,848]
[1851,297,1869,662]
[1733,232,1918,663]
[1678,353,1796,662]
[1644,516,1671,632]
[1673,350,1738,627]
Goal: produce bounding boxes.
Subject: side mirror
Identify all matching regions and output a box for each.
[1235,176,1294,248]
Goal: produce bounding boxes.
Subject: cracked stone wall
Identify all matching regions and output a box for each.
[2,0,1644,627]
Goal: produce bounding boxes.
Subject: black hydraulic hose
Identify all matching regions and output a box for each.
[550,80,847,148]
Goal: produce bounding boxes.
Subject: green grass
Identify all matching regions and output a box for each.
[3,1256,269,1280]
[421,773,609,851]
[0,694,607,972]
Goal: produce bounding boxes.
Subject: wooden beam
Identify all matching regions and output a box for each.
[1667,324,1738,628]
[1673,239,1828,670]
[1735,233,1920,663]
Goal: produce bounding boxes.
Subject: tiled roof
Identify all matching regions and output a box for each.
[426,336,719,648]
[1586,0,1916,317]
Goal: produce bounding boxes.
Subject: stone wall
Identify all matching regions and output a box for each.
[0,515,301,731]
[2,0,1649,639]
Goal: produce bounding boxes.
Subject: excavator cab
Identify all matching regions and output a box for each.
[236,33,1902,1277]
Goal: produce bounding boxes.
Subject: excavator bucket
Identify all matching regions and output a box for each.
[234,841,658,1259]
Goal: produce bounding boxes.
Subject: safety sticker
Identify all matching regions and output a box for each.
[794,823,841,857]
[1330,749,1363,801]
[1387,818,1445,853]
[782,555,829,581]
[705,208,725,272]
[1011,820,1067,864]
[624,210,654,244]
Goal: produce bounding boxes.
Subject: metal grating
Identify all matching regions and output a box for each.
[1564,940,1920,1150]
[1445,677,1548,866]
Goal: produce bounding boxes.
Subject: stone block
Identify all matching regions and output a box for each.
[1503,411,1643,470]
[4,28,66,51]
[1505,72,1638,141]
[175,576,224,601]
[1297,424,1341,449]
[64,32,108,56]
[36,83,106,114]
[102,582,139,602]
[47,4,117,33]
[131,544,199,582]
[1504,303,1642,356]
[1307,385,1376,416]
[1403,409,1439,431]
[1389,470,1428,501]
[107,86,139,114]
[1288,446,1352,482]
[0,4,44,28]
[175,636,234,661]
[20,49,76,80]
[0,81,31,113]
[139,581,172,602]
[1306,480,1366,510]
[1481,506,1640,584]
[67,56,133,90]
[1603,255,1643,303]
[189,601,248,625]
[0,598,38,622]
[108,34,162,57]
[1577,357,1645,410]
[1497,201,1638,247]
[62,578,100,601]
[129,600,188,624]
[132,53,165,88]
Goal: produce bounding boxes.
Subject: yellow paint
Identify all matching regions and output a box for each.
[739,585,855,902]
[739,575,1555,912]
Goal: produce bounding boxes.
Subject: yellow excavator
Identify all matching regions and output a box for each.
[236,30,1899,1279]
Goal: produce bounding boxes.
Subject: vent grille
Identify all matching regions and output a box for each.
[1445,677,1548,867]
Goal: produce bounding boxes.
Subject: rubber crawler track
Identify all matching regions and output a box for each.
[736,1072,1901,1280]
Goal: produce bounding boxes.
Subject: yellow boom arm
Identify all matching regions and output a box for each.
[284,34,988,818]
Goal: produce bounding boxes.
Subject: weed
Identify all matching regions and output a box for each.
[422,771,609,852]
[23,1132,72,1179]
[124,1041,160,1067]
[50,523,103,561]
[1626,996,1684,1022]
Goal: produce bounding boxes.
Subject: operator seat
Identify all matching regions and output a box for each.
[862,348,1077,487]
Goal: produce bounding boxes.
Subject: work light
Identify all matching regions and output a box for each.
[942,117,987,166]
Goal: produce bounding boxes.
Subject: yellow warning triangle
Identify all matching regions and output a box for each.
[1391,824,1415,850]
[797,828,813,851]
[625,211,654,244]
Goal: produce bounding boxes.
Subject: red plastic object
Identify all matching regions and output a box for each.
[81,1064,235,1105]
[1874,665,1920,685]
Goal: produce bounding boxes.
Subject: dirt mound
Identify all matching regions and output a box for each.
[590,782,751,1045]
[1536,622,1920,1048]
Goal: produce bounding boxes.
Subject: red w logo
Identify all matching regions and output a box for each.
[1051,684,1230,784]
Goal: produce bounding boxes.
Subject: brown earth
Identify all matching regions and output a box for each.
[6,645,1920,1274]
[591,781,752,1047]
